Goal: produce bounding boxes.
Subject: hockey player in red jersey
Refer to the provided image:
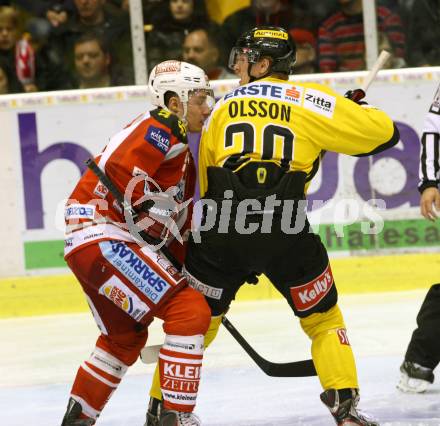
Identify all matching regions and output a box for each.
[60,60,214,426]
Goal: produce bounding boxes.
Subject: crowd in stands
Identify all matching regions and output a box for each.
[0,0,439,94]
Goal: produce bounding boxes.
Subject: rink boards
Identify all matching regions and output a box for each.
[2,252,439,318]
[0,67,439,318]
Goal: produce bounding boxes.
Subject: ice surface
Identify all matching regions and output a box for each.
[1,290,439,425]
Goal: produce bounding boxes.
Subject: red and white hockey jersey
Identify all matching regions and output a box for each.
[64,107,196,259]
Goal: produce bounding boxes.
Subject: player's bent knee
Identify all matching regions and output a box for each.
[164,288,211,336]
[186,294,212,336]
[300,304,345,339]
[96,330,148,366]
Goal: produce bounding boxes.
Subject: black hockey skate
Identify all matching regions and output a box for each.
[145,396,163,426]
[159,409,201,426]
[320,389,379,426]
[61,397,95,426]
[397,360,434,393]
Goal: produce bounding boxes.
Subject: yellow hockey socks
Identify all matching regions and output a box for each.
[300,304,358,390]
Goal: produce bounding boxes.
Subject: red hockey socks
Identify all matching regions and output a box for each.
[159,334,205,412]
[70,346,129,420]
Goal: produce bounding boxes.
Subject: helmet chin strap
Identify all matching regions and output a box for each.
[162,100,189,127]
[181,101,189,127]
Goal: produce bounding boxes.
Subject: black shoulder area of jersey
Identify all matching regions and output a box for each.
[150,108,188,143]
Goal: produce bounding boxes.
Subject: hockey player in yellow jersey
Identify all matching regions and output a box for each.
[146,26,399,426]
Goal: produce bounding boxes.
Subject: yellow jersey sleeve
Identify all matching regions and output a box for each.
[302,83,398,156]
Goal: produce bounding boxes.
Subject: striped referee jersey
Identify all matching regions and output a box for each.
[419,83,440,193]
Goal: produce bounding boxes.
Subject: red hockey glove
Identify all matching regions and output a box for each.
[344,88,367,104]
[135,196,175,241]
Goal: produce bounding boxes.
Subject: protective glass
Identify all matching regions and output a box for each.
[188,88,215,110]
[228,47,261,71]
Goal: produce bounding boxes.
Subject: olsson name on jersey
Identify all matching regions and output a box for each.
[228,99,291,122]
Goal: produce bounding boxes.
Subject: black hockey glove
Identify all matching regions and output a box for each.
[344,88,367,105]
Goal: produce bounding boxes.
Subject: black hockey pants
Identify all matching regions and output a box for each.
[405,283,440,370]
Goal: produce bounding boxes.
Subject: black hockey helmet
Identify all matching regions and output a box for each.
[228,26,296,75]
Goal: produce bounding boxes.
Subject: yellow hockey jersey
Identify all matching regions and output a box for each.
[198,77,399,197]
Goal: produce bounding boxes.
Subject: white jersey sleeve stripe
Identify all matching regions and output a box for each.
[98,112,150,170]
[419,132,440,184]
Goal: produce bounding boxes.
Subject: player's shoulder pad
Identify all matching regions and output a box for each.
[150,108,188,143]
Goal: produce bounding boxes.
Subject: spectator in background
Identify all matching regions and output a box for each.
[145,0,212,73]
[142,0,166,24]
[304,0,339,24]
[182,26,236,80]
[0,6,35,91]
[290,28,317,74]
[50,0,133,84]
[0,58,8,93]
[407,0,440,66]
[1,2,74,42]
[0,6,18,57]
[318,0,406,72]
[378,31,405,68]
[0,5,68,92]
[221,0,314,56]
[72,32,127,88]
[0,55,21,93]
[45,2,73,29]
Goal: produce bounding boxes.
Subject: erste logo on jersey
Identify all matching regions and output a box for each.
[145,126,170,154]
[290,264,334,311]
[99,275,150,321]
[224,82,303,106]
[285,86,303,105]
[303,88,336,118]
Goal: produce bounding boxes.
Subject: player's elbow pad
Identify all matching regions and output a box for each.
[354,123,400,157]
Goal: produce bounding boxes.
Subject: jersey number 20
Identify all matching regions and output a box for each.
[224,122,295,169]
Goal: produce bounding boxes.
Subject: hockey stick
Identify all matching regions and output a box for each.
[346,50,391,102]
[221,316,316,377]
[85,158,181,269]
[362,50,391,93]
[140,317,317,378]
[87,159,317,377]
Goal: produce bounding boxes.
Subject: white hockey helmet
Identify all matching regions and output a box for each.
[148,60,213,109]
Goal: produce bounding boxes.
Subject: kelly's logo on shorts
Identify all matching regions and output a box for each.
[290,264,334,311]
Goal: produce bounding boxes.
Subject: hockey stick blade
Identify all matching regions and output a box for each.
[221,316,317,377]
[140,345,161,364]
